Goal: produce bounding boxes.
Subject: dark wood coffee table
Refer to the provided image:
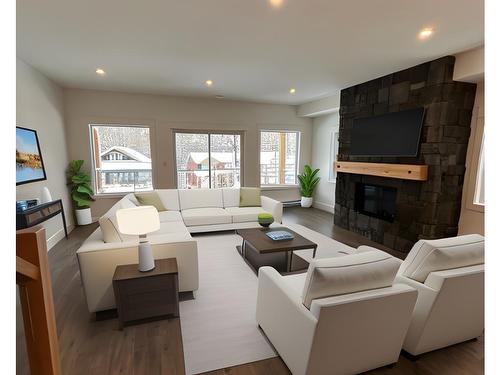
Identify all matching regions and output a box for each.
[236,227,317,273]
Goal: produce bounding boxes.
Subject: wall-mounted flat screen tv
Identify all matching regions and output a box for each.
[16,126,47,185]
[350,107,425,157]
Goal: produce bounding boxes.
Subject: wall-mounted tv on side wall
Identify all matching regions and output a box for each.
[16,126,47,185]
[350,107,425,157]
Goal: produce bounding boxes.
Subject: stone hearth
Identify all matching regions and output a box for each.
[334,56,477,253]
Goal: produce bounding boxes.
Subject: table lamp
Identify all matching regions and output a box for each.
[116,206,160,272]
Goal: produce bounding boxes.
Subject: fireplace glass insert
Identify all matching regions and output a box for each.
[354,183,397,222]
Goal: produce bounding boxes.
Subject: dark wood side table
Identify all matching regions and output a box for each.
[16,199,68,238]
[112,258,179,329]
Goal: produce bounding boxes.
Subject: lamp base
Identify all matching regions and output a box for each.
[138,242,155,272]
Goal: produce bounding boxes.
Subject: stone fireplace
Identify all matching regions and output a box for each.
[334,56,477,253]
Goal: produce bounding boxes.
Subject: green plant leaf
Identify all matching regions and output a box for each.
[72,174,91,184]
[77,184,94,195]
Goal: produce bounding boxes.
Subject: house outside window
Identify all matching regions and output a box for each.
[174,131,242,189]
[90,125,153,194]
[260,130,300,186]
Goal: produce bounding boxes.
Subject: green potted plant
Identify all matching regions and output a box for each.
[297,165,320,208]
[67,160,95,225]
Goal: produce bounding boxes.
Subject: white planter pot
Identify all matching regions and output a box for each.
[75,208,92,226]
[301,197,313,208]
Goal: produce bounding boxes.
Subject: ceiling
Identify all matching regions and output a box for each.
[17,0,484,105]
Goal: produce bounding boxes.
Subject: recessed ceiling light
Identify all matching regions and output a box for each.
[269,0,284,8]
[205,80,214,86]
[289,88,296,94]
[418,27,434,40]
[96,68,106,76]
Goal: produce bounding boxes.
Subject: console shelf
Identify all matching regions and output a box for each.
[334,161,428,181]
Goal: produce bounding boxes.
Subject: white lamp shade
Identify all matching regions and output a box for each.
[115,206,160,235]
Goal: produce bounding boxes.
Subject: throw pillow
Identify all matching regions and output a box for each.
[134,191,167,211]
[240,187,261,207]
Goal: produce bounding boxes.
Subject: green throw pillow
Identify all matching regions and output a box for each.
[134,192,167,212]
[240,187,261,207]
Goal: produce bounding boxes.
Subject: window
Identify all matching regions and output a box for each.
[90,125,153,194]
[473,134,485,205]
[174,131,242,189]
[260,130,300,185]
[328,130,339,183]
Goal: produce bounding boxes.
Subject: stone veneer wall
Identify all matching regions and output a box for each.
[334,56,477,253]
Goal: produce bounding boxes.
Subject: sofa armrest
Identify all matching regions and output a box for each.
[256,267,317,375]
[261,196,283,223]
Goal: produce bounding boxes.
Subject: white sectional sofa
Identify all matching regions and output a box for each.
[77,188,283,313]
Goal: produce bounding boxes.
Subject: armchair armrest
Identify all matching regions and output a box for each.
[261,196,283,223]
[256,267,316,375]
[394,274,439,352]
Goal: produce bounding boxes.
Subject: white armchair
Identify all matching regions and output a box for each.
[395,234,485,356]
[256,250,417,375]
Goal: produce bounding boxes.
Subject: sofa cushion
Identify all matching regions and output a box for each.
[179,188,223,210]
[120,197,137,209]
[399,234,485,283]
[239,187,261,207]
[98,198,140,243]
[222,188,240,208]
[157,221,190,236]
[224,206,268,223]
[181,207,232,226]
[301,250,401,309]
[158,210,183,223]
[156,189,181,211]
[135,192,167,211]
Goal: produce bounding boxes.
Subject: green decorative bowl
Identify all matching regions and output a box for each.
[258,213,274,228]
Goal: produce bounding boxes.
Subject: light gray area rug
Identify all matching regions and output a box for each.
[179,233,277,375]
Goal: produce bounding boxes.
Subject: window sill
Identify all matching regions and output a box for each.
[94,193,128,199]
[260,185,299,191]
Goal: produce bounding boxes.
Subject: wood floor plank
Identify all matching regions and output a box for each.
[16,208,484,375]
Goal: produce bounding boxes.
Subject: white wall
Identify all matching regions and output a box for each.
[311,112,339,213]
[16,59,74,249]
[63,88,313,216]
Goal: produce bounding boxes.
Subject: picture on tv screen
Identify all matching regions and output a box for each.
[16,126,47,185]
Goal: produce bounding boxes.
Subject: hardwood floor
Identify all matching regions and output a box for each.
[16,207,484,374]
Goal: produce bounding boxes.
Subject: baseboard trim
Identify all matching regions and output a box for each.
[312,201,335,213]
[47,224,75,251]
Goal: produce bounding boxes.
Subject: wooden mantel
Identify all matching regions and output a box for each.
[334,161,428,181]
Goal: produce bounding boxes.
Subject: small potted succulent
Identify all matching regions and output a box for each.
[258,213,274,228]
[67,160,95,225]
[298,165,320,208]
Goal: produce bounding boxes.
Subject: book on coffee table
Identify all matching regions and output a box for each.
[266,230,294,241]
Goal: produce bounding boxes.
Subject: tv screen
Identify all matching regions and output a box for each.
[350,108,425,157]
[16,127,47,185]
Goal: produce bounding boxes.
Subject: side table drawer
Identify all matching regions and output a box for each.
[121,290,177,322]
[113,273,179,327]
[119,274,173,295]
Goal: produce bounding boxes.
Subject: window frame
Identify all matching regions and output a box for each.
[259,129,301,187]
[464,102,485,213]
[172,129,245,189]
[89,123,156,197]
